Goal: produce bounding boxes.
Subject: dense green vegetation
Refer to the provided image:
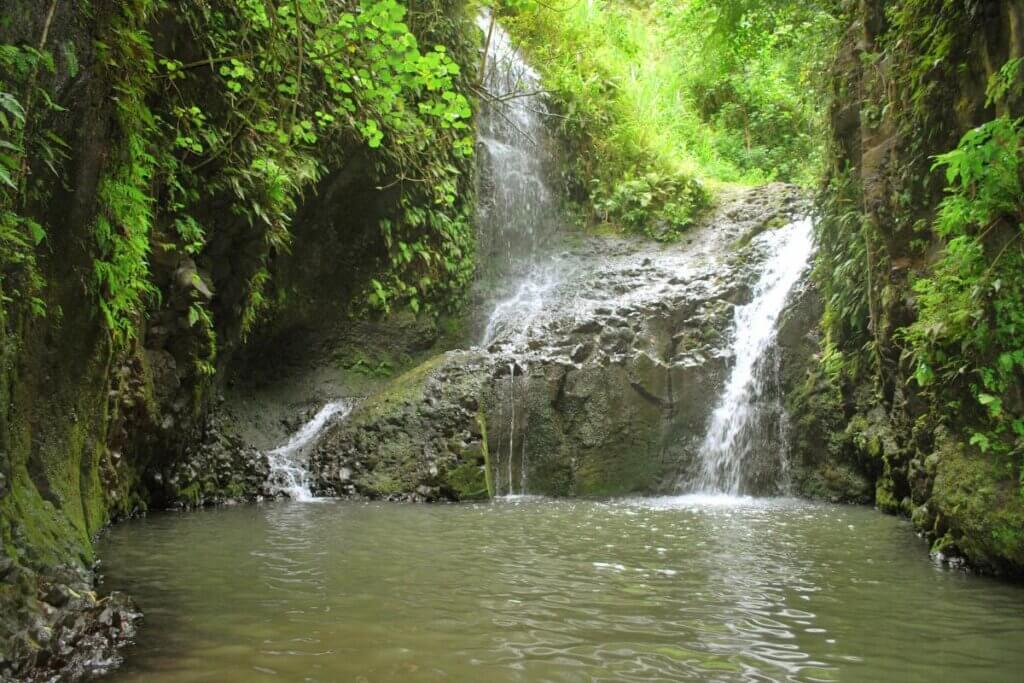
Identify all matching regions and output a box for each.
[0,4,483,675]
[0,0,843,337]
[499,0,835,238]
[905,112,1024,475]
[814,0,1024,503]
[0,41,56,320]
[1,0,478,356]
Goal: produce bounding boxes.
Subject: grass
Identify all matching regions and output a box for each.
[498,0,831,234]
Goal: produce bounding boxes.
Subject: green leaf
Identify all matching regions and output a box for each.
[27,221,46,245]
[969,432,991,452]
[977,393,1003,417]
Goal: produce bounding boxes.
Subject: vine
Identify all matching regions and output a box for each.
[93,1,161,344]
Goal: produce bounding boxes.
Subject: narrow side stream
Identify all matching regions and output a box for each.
[265,401,352,501]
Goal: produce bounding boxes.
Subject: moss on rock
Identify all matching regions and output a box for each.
[928,433,1024,575]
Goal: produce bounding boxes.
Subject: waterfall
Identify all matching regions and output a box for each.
[266,401,352,501]
[691,218,814,495]
[474,10,562,348]
[475,12,565,495]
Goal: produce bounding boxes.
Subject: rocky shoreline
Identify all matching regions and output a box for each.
[1,562,138,682]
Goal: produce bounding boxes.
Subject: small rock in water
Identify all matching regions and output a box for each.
[570,343,594,363]
[44,584,74,608]
[573,319,603,334]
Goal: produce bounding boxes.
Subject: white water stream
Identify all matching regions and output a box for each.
[266,400,352,501]
[692,217,815,494]
[475,10,562,350]
[475,12,565,495]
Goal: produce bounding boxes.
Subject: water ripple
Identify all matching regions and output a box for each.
[98,498,1024,682]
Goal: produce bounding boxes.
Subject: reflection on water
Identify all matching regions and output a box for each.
[98,497,1024,682]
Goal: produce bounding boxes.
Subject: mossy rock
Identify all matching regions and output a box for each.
[445,463,488,500]
[357,471,404,497]
[875,477,901,514]
[929,437,1024,575]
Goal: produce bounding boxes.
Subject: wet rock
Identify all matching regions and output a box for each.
[302,186,811,501]
[157,411,270,509]
[599,327,634,354]
[175,258,214,300]
[43,584,74,609]
[572,319,603,334]
[0,555,13,581]
[570,343,594,363]
[0,563,142,683]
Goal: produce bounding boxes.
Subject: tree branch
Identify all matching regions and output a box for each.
[38,0,58,51]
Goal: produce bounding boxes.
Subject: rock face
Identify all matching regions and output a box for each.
[793,0,1024,574]
[777,281,875,504]
[310,186,810,500]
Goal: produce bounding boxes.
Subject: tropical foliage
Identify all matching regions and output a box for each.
[0,43,62,319]
[905,115,1024,468]
[499,0,835,237]
[1,0,478,373]
[814,0,1024,501]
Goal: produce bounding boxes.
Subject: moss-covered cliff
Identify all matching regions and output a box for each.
[788,0,1024,574]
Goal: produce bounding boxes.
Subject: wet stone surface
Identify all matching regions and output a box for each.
[0,563,140,682]
[310,185,811,500]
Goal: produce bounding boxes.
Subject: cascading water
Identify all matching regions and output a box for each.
[690,217,815,495]
[474,10,563,349]
[491,361,532,497]
[474,12,565,495]
[480,278,559,348]
[266,401,352,501]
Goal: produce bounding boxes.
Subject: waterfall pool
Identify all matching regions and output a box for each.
[97,497,1024,682]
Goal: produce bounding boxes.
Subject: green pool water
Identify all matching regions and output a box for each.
[97,495,1024,682]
